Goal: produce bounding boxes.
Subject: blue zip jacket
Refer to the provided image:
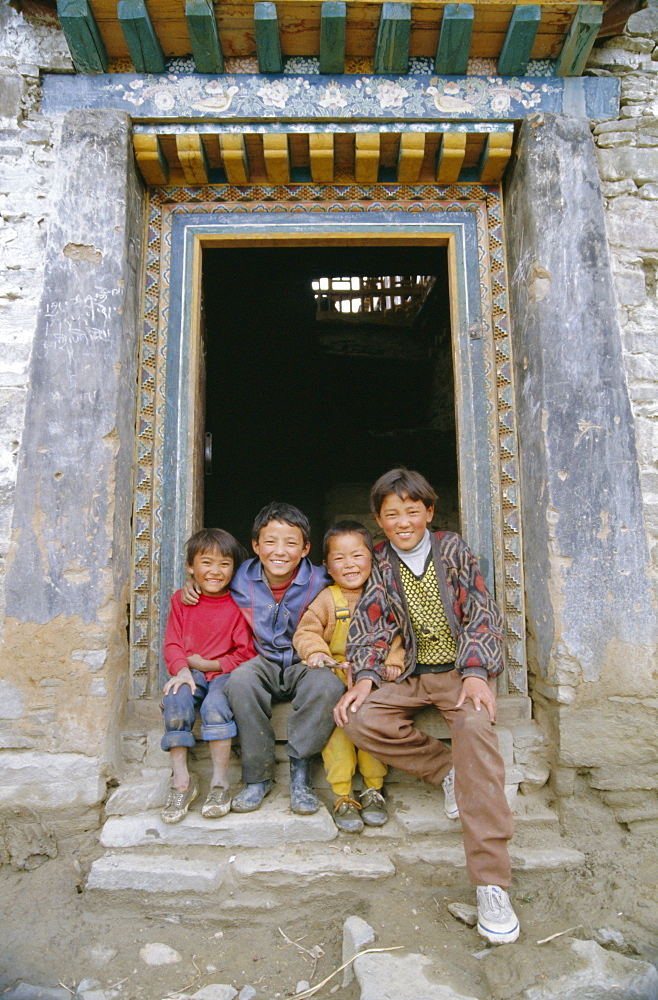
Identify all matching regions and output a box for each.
[230,556,331,669]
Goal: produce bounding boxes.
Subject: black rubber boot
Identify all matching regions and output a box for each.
[288,757,321,814]
[231,779,273,813]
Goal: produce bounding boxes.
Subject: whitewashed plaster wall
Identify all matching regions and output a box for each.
[0,5,70,636]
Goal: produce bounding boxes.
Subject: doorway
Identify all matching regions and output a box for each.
[201,243,457,559]
[132,191,526,701]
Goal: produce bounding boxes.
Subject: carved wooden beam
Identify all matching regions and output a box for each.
[555,4,604,76]
[309,133,335,182]
[320,1,346,74]
[117,0,165,74]
[397,132,425,183]
[133,134,170,185]
[436,132,467,183]
[185,0,224,74]
[434,4,474,76]
[355,133,381,183]
[254,2,283,73]
[262,134,290,183]
[57,0,108,74]
[497,5,542,76]
[478,131,513,182]
[220,134,250,184]
[176,134,210,184]
[374,2,411,74]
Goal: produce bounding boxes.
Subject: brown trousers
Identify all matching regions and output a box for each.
[342,670,514,887]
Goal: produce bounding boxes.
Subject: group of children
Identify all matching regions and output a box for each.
[159,467,520,945]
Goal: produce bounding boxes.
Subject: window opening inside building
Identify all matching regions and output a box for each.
[202,243,457,561]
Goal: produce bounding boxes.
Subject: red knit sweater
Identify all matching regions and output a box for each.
[164,590,256,680]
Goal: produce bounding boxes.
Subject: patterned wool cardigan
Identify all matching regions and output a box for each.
[345,530,505,686]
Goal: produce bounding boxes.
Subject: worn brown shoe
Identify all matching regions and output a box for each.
[333,796,364,833]
[201,786,232,818]
[360,787,388,826]
[160,775,198,824]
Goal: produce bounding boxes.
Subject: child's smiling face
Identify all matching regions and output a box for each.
[324,532,372,591]
[375,492,433,550]
[186,548,234,596]
[252,519,310,586]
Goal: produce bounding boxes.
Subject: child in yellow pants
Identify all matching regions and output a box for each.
[293,521,404,832]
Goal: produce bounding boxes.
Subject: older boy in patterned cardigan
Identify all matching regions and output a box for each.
[334,467,519,945]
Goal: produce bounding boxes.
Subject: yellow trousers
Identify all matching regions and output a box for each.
[322,667,387,797]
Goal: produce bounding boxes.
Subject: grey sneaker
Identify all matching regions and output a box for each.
[360,787,388,826]
[476,885,520,944]
[442,767,459,819]
[201,786,232,818]
[333,796,364,833]
[160,775,198,824]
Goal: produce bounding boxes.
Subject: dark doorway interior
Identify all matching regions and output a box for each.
[202,243,457,560]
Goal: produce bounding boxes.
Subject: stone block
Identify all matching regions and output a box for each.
[343,916,376,987]
[0,73,25,121]
[233,847,394,884]
[104,771,171,815]
[100,793,337,848]
[394,843,584,872]
[612,267,647,305]
[0,678,24,718]
[605,195,658,248]
[87,853,225,892]
[354,951,479,1000]
[596,146,658,184]
[387,785,464,836]
[589,761,658,791]
[483,937,658,1000]
[558,702,658,767]
[2,984,72,1000]
[626,6,658,36]
[0,750,105,809]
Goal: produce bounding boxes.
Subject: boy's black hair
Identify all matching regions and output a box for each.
[322,520,374,561]
[186,528,247,569]
[251,502,311,546]
[370,467,438,515]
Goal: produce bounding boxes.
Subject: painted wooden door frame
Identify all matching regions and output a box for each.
[131,185,527,709]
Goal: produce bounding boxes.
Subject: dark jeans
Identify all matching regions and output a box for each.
[226,654,346,782]
[160,670,236,750]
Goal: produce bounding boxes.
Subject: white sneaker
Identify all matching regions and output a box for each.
[442,767,459,819]
[476,885,520,944]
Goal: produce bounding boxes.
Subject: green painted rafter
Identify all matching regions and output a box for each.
[57,0,108,74]
[117,0,166,74]
[497,5,542,76]
[320,1,346,74]
[435,4,474,76]
[185,0,224,74]
[254,2,283,73]
[374,3,411,75]
[555,3,603,76]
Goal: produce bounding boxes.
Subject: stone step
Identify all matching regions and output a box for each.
[100,786,338,849]
[87,835,585,899]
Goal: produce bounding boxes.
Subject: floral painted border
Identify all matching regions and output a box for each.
[131,182,527,699]
[42,71,619,123]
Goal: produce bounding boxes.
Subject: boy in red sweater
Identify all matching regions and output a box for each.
[160,528,256,824]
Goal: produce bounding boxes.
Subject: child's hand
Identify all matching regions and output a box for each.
[455,676,497,723]
[180,579,200,606]
[307,652,339,669]
[333,678,373,726]
[383,664,403,682]
[187,653,221,673]
[163,667,197,696]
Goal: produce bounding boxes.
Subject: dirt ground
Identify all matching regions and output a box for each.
[1,792,657,1000]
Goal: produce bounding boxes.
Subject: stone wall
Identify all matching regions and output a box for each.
[586,8,658,829]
